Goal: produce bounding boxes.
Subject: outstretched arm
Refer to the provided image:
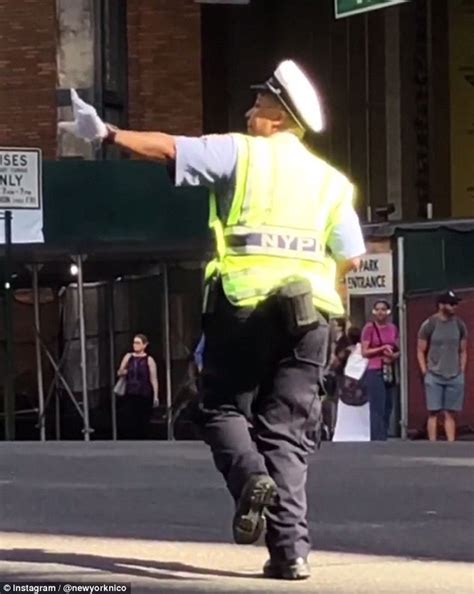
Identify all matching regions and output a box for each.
[110,129,176,161]
[59,92,238,190]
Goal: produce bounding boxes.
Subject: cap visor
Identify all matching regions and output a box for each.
[250,83,269,91]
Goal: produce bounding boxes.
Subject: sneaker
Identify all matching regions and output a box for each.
[263,557,311,580]
[232,474,278,545]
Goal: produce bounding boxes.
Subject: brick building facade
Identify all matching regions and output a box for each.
[0,0,469,220]
[127,0,202,135]
[0,0,57,158]
[0,0,203,160]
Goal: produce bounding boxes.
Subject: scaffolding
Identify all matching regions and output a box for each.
[1,254,203,441]
[0,157,211,441]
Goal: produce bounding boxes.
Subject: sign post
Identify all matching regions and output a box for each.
[335,0,410,19]
[1,147,42,439]
[2,211,14,439]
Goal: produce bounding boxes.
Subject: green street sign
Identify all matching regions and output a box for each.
[335,0,410,19]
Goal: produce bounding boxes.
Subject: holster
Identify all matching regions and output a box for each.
[274,276,319,337]
[202,274,220,315]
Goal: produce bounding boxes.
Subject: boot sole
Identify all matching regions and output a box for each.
[233,480,278,545]
[263,566,311,580]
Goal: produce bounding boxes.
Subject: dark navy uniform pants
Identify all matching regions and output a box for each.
[198,285,328,562]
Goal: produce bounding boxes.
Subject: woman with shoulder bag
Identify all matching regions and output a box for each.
[361,301,399,441]
[117,334,159,439]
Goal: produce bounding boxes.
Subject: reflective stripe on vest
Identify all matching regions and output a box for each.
[225,225,324,262]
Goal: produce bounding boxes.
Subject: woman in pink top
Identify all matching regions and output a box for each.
[361,300,399,440]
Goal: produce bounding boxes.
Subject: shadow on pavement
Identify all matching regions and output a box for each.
[0,548,261,582]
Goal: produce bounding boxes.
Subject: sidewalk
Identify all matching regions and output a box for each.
[1,532,472,593]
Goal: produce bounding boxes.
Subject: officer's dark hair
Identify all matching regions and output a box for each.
[260,91,304,137]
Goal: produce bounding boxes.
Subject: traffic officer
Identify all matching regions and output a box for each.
[60,59,365,581]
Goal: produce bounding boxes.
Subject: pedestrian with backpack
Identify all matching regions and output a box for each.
[417,291,468,442]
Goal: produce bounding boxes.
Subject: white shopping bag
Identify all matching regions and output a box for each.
[344,343,369,381]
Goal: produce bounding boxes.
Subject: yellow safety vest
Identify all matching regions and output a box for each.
[206,132,355,315]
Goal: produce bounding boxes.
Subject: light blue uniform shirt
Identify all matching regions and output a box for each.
[174,134,365,261]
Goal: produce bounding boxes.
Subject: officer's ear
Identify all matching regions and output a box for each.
[272,106,287,126]
[271,115,287,135]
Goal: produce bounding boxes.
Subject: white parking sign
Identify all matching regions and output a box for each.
[346,253,393,295]
[0,148,42,209]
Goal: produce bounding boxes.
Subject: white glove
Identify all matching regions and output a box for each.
[58,89,108,142]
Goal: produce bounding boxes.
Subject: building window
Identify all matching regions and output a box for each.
[97,0,128,159]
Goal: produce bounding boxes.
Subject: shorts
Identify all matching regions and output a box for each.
[424,371,465,412]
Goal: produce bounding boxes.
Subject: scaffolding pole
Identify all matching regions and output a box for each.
[32,264,46,441]
[364,13,372,223]
[75,255,92,441]
[34,318,84,440]
[108,281,117,440]
[163,264,173,440]
[397,237,408,440]
[55,387,61,440]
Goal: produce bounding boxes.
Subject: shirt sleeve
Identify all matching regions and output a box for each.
[418,319,431,340]
[326,183,366,261]
[459,320,468,339]
[361,324,373,344]
[174,134,238,192]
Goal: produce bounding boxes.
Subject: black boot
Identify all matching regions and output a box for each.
[263,557,311,580]
[233,474,278,545]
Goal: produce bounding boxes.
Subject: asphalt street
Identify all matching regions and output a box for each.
[0,441,473,593]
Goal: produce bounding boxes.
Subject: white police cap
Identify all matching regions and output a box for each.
[251,60,324,133]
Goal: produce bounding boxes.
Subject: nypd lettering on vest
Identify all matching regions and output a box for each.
[261,232,318,253]
[225,226,324,261]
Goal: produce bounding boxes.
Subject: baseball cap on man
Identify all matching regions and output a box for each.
[437,290,461,305]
